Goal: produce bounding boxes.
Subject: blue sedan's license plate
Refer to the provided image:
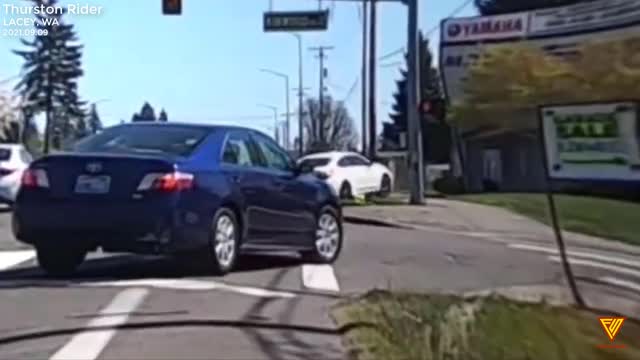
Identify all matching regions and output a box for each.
[75,175,111,194]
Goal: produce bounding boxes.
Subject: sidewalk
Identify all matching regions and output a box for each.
[343,197,640,256]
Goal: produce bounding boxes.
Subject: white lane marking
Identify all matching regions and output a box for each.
[548,256,640,279]
[509,243,640,269]
[50,288,148,360]
[0,250,36,271]
[302,264,340,292]
[79,278,296,298]
[598,276,640,293]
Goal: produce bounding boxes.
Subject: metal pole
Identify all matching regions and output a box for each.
[407,0,424,204]
[285,76,290,150]
[294,34,304,155]
[368,0,377,159]
[538,117,585,307]
[319,47,325,145]
[361,0,369,155]
[273,108,279,145]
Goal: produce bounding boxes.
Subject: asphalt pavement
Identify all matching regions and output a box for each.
[1,211,640,359]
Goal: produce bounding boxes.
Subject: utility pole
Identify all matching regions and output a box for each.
[309,46,333,145]
[292,34,304,156]
[361,0,369,156]
[406,0,424,204]
[368,0,377,160]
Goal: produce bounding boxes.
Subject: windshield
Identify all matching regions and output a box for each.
[73,126,210,157]
[299,157,331,168]
[2,1,640,360]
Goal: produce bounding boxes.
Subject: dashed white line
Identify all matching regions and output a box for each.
[302,264,340,292]
[509,243,640,269]
[49,288,149,360]
[548,256,640,279]
[598,277,640,293]
[0,250,36,271]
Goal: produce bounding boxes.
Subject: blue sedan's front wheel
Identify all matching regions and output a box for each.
[208,207,239,275]
[301,207,343,264]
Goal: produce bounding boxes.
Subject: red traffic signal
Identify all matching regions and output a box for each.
[163,0,182,15]
[420,98,447,122]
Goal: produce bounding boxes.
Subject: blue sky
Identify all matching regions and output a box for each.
[0,0,476,145]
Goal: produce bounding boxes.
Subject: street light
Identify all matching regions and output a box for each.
[257,103,279,145]
[259,68,290,150]
[291,33,304,156]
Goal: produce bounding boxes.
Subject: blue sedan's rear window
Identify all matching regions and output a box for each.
[73,125,211,157]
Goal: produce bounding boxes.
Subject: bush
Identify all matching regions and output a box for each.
[434,176,465,195]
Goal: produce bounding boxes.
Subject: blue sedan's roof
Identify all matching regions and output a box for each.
[117,122,250,133]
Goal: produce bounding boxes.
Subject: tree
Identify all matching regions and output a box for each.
[87,103,103,134]
[132,102,157,122]
[474,0,597,15]
[300,96,358,153]
[382,32,451,163]
[452,36,640,130]
[158,109,168,122]
[14,0,85,153]
[0,90,22,143]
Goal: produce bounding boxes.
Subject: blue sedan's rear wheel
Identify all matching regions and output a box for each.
[208,208,239,275]
[301,207,343,264]
[36,243,87,278]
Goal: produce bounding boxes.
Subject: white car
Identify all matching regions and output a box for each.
[0,144,33,204]
[298,151,393,199]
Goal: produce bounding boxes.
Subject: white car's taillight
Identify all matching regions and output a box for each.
[21,169,49,188]
[136,171,194,192]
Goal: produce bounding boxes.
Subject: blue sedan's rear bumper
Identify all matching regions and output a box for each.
[12,201,210,255]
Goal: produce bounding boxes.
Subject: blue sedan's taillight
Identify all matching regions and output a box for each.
[136,171,194,192]
[21,169,50,188]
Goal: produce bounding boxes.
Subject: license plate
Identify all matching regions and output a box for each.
[75,175,111,194]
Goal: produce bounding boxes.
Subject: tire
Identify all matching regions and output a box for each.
[207,207,240,275]
[301,206,343,264]
[339,182,353,200]
[378,175,392,198]
[36,243,87,278]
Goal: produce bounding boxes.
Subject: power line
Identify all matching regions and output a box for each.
[376,0,474,61]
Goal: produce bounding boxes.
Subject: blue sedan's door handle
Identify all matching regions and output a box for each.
[231,175,242,184]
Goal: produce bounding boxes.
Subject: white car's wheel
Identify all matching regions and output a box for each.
[378,175,392,198]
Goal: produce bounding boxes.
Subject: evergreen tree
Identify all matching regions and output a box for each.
[475,0,597,15]
[132,102,157,122]
[14,0,85,153]
[158,109,168,122]
[87,103,103,134]
[382,32,451,163]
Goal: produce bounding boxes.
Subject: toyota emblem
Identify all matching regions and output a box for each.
[86,162,103,173]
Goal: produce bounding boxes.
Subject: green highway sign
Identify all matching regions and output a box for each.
[263,10,329,32]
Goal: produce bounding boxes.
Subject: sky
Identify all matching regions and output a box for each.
[0,0,476,146]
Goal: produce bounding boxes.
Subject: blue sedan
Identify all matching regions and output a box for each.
[12,123,343,276]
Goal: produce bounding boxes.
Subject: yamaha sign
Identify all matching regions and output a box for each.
[442,13,529,43]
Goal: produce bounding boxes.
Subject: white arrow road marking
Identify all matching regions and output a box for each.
[79,278,296,298]
[548,256,640,279]
[302,264,340,292]
[509,243,640,269]
[50,288,148,360]
[0,250,36,271]
[598,276,640,293]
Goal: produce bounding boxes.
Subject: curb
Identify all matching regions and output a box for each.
[343,215,416,230]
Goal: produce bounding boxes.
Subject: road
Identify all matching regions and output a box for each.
[1,210,639,359]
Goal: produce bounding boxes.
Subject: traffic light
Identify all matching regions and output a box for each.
[420,98,447,122]
[163,0,182,15]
